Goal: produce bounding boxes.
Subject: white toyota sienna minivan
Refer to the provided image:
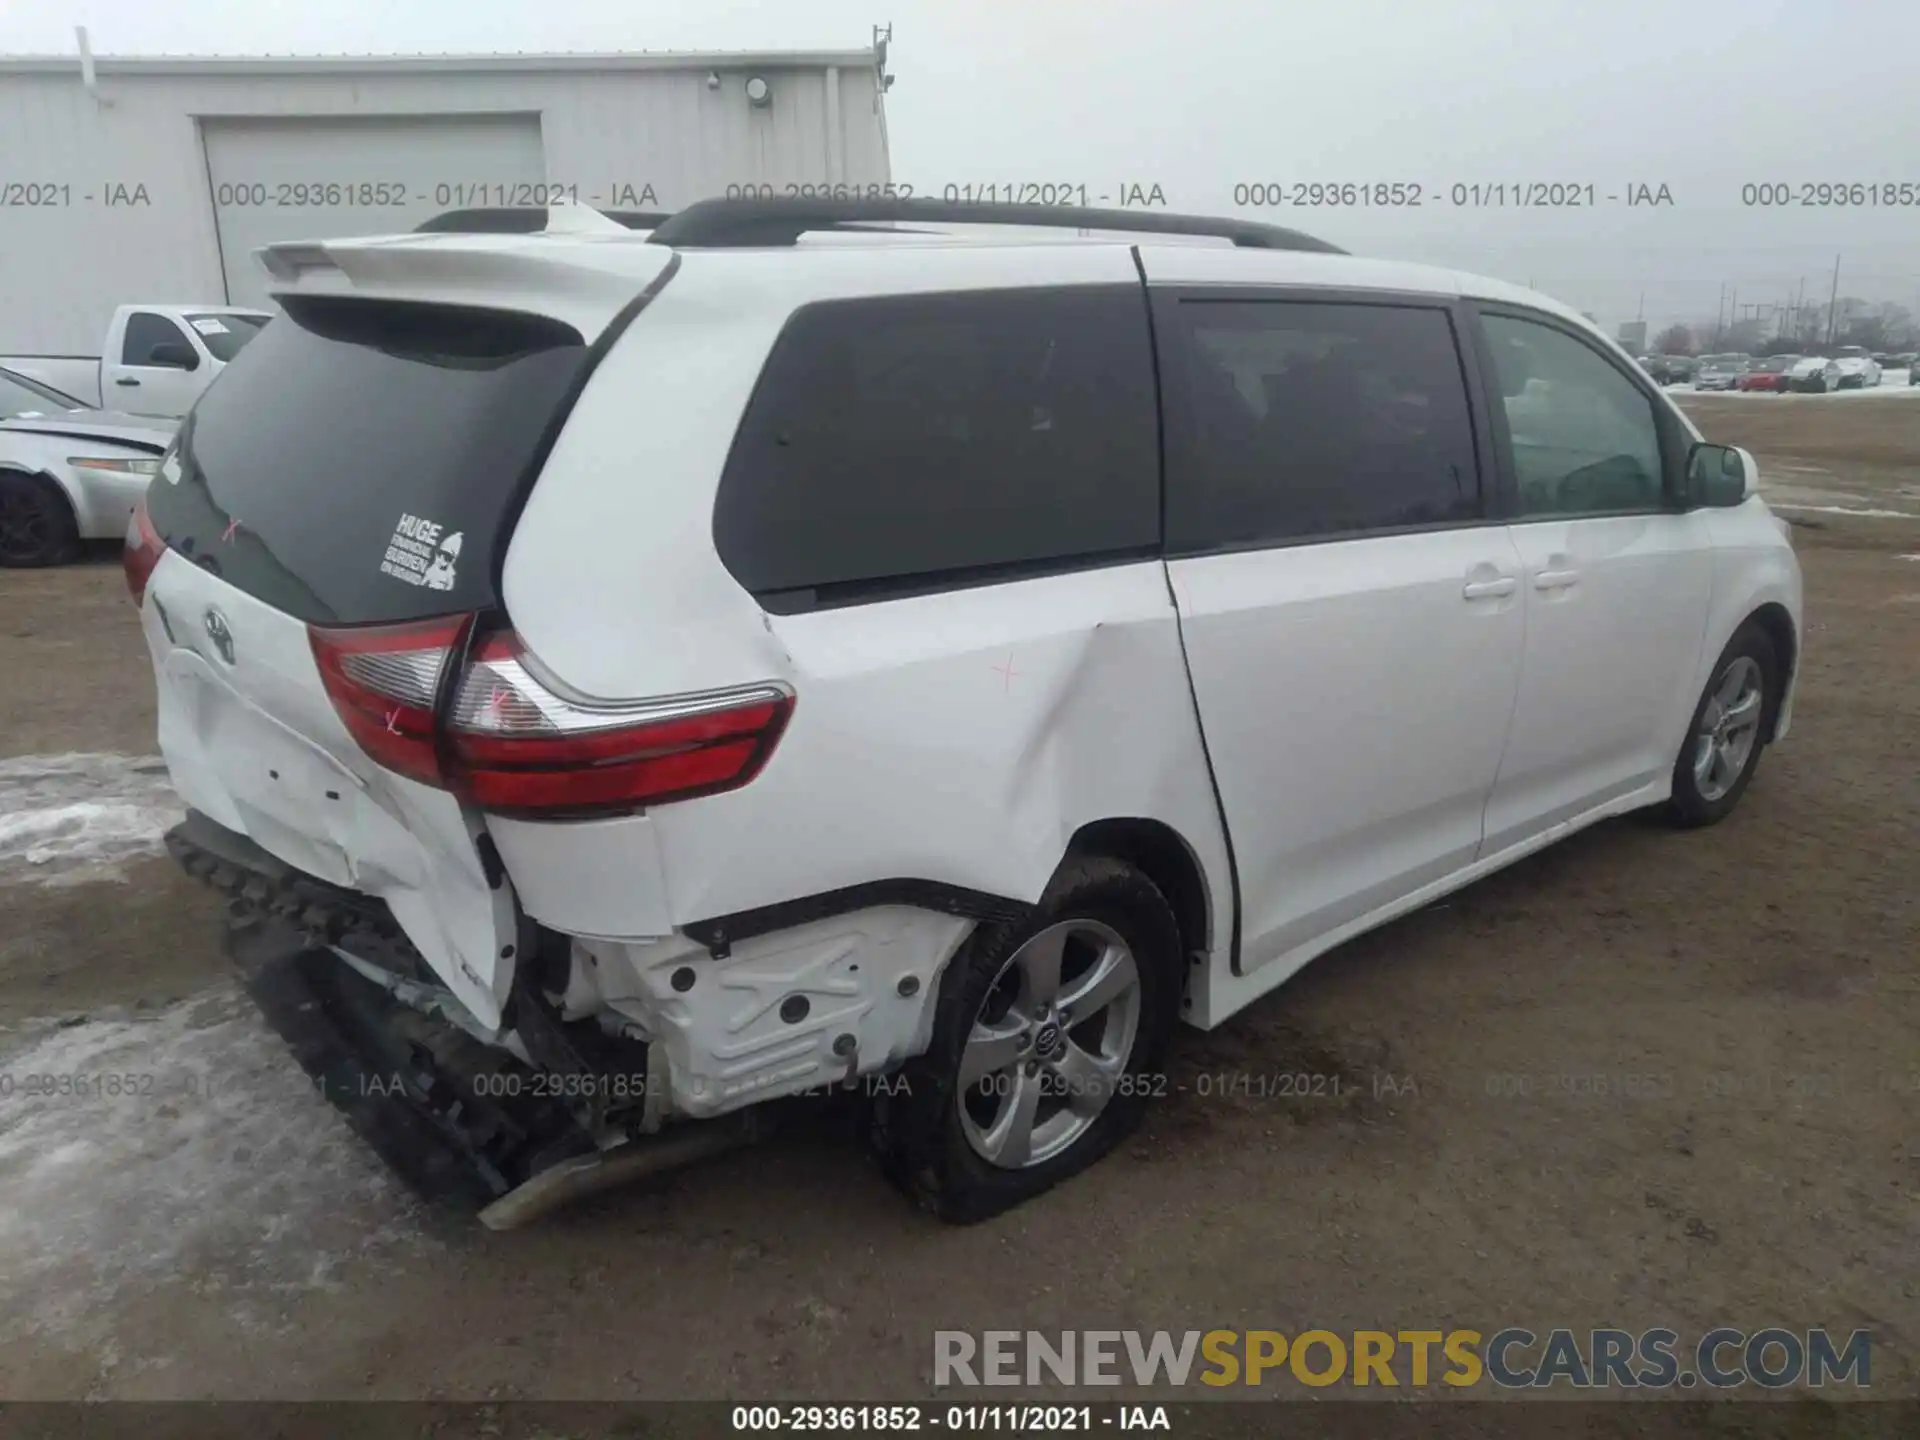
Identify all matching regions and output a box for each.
[127,198,1802,1225]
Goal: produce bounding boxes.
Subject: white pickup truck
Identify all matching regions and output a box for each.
[1,303,272,419]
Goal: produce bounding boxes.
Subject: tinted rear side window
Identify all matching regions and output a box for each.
[1163,299,1481,552]
[714,285,1160,609]
[147,298,587,625]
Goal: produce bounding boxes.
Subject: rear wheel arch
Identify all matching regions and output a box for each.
[0,465,81,517]
[868,852,1185,1222]
[1,462,64,495]
[1060,817,1212,966]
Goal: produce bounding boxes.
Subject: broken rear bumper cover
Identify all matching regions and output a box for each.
[165,808,986,1128]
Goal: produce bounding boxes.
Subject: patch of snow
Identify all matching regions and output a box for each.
[1826,380,1920,400]
[1769,504,1920,521]
[0,754,182,887]
[0,991,422,1356]
[1676,376,1919,401]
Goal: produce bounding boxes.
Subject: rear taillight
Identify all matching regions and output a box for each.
[309,619,793,817]
[309,615,471,787]
[443,630,794,817]
[123,498,165,604]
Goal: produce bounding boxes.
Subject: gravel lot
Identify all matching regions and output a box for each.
[0,389,1915,1402]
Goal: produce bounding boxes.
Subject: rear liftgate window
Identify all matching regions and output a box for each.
[713,285,1162,611]
[145,297,588,625]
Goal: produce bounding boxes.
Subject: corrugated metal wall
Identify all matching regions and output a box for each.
[0,58,890,352]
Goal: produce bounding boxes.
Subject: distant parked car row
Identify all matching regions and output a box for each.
[1736,357,1797,393]
[1635,346,1910,393]
[0,365,176,566]
[1693,354,1750,391]
[0,303,270,420]
[1638,354,1696,385]
[0,299,271,566]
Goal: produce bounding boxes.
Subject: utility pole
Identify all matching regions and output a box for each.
[1825,254,1841,346]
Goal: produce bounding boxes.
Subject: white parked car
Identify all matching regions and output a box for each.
[1,303,271,419]
[1787,356,1843,393]
[0,366,175,566]
[1830,346,1882,389]
[128,199,1804,1226]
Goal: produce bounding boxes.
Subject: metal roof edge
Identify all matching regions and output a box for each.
[0,48,881,77]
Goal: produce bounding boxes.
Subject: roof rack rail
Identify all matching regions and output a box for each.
[413,207,673,234]
[643,197,1345,254]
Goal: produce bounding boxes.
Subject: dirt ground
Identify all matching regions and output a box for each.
[0,389,1915,1404]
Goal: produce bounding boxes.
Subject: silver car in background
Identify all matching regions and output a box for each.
[0,365,176,567]
[1694,354,1754,391]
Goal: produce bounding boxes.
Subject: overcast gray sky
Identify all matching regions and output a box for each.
[3,0,1916,334]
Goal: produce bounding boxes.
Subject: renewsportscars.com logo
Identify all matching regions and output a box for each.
[933,1328,1871,1391]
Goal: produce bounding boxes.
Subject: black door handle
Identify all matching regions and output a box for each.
[116,377,140,387]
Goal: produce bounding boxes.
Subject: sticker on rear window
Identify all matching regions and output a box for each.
[380,512,463,591]
[190,317,231,336]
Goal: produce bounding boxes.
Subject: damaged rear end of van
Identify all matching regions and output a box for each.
[127,233,809,1223]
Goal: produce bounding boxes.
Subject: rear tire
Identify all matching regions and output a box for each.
[1666,622,1779,829]
[0,471,80,568]
[867,857,1182,1224]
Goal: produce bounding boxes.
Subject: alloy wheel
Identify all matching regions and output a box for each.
[1693,656,1764,802]
[956,919,1143,1170]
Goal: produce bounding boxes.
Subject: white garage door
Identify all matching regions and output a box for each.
[201,114,548,307]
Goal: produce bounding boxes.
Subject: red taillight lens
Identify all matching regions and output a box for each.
[309,614,471,787]
[309,620,792,816]
[123,498,165,605]
[444,630,794,817]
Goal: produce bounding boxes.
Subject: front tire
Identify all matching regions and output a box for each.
[0,471,80,568]
[1666,623,1779,828]
[868,857,1182,1223]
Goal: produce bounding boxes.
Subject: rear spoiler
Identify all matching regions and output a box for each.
[251,228,675,339]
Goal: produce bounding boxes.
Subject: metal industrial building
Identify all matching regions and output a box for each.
[0,38,895,351]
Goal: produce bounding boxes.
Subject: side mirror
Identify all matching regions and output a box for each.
[147,341,199,371]
[1686,442,1757,507]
